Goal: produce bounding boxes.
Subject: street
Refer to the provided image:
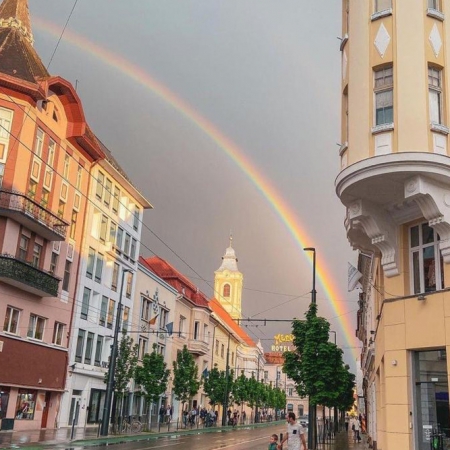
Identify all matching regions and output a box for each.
[65,424,286,450]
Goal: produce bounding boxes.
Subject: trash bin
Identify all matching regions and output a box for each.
[1,418,14,430]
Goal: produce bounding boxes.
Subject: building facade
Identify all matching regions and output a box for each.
[337,1,450,449]
[0,0,106,431]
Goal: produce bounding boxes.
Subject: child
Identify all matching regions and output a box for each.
[269,433,278,450]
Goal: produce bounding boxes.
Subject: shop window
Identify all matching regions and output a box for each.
[0,388,10,419]
[15,390,36,420]
[27,314,45,340]
[410,223,445,294]
[87,389,105,423]
[3,306,20,334]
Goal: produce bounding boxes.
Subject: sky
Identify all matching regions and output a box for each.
[29,1,360,368]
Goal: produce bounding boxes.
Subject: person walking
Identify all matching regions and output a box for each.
[278,412,307,450]
[345,414,350,432]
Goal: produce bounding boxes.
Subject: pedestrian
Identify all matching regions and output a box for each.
[278,412,307,450]
[159,405,165,424]
[269,433,279,450]
[165,404,172,423]
[354,417,361,442]
[344,414,349,432]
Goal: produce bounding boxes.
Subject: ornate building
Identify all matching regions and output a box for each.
[336,1,450,449]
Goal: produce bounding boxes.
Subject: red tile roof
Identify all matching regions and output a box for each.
[209,298,255,347]
[141,256,210,309]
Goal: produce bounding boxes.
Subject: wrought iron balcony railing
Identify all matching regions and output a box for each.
[0,254,60,297]
[0,189,68,241]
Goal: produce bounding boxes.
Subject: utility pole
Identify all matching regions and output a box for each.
[100,268,131,436]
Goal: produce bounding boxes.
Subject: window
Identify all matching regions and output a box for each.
[130,238,137,261]
[109,221,117,244]
[107,299,115,329]
[63,154,70,178]
[84,332,94,365]
[221,344,224,358]
[223,284,230,297]
[133,207,140,231]
[76,164,82,189]
[159,308,168,329]
[99,296,108,326]
[0,107,12,140]
[179,316,186,338]
[126,272,132,298]
[41,189,49,209]
[96,171,104,200]
[58,200,65,219]
[70,210,77,240]
[53,322,64,345]
[27,180,37,200]
[193,321,200,340]
[47,139,55,167]
[94,335,103,366]
[111,263,119,291]
[203,324,209,343]
[428,0,440,10]
[86,247,95,279]
[34,129,44,157]
[410,223,444,294]
[81,287,91,320]
[141,297,151,321]
[122,306,130,332]
[104,178,112,206]
[94,253,104,283]
[215,339,219,355]
[231,352,234,366]
[62,260,71,291]
[15,390,36,420]
[3,306,19,334]
[157,343,165,356]
[50,252,59,275]
[99,215,108,243]
[75,329,85,362]
[375,0,391,12]
[116,227,123,251]
[374,66,393,126]
[27,314,45,340]
[124,233,131,257]
[429,67,443,125]
[18,235,29,261]
[138,336,148,360]
[288,388,293,396]
[112,186,120,213]
[32,243,42,268]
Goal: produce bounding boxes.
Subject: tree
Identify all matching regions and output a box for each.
[172,345,201,416]
[135,343,170,428]
[104,333,138,427]
[203,364,233,407]
[231,371,249,407]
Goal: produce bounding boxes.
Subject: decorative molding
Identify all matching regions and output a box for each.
[430,122,450,135]
[374,23,391,58]
[372,123,394,134]
[347,199,399,277]
[404,175,450,262]
[371,9,393,21]
[429,23,443,57]
[427,8,445,21]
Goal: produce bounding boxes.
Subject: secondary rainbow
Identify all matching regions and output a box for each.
[34,17,359,360]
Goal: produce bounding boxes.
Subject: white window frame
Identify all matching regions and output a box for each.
[374,66,394,126]
[409,222,444,294]
[429,66,443,125]
[3,306,20,334]
[428,0,440,11]
[27,314,46,340]
[34,129,44,157]
[179,316,186,338]
[53,322,65,346]
[375,0,392,13]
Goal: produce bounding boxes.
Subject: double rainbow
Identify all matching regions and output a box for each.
[34,17,359,361]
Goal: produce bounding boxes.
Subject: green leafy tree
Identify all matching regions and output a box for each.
[231,371,249,407]
[135,343,170,428]
[172,345,201,417]
[203,365,234,422]
[273,387,286,413]
[104,333,138,427]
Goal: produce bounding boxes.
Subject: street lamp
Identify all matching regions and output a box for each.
[100,267,132,436]
[303,247,316,450]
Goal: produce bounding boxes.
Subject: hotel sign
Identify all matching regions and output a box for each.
[271,334,294,352]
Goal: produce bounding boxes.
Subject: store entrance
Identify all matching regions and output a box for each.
[414,349,449,450]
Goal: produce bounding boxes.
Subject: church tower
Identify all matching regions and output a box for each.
[214,236,243,320]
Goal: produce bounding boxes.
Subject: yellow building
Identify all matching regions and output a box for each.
[336,1,450,449]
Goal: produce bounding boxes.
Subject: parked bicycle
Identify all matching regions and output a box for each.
[121,416,143,434]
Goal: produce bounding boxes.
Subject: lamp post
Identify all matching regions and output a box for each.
[100,268,132,436]
[303,247,316,450]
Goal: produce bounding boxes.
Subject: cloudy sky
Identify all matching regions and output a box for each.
[29,1,359,367]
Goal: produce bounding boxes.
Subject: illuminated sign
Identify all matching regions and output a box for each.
[271,334,294,352]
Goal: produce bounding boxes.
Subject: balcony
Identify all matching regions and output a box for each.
[0,189,68,241]
[0,254,60,297]
[187,338,209,356]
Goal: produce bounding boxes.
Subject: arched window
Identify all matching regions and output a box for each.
[223,284,230,297]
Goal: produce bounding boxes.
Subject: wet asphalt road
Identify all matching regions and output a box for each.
[66,424,286,450]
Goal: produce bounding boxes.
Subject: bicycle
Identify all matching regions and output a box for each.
[121,416,143,434]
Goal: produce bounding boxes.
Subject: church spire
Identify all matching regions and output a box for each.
[0,0,33,44]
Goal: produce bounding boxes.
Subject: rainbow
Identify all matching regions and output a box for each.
[34,17,359,361]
